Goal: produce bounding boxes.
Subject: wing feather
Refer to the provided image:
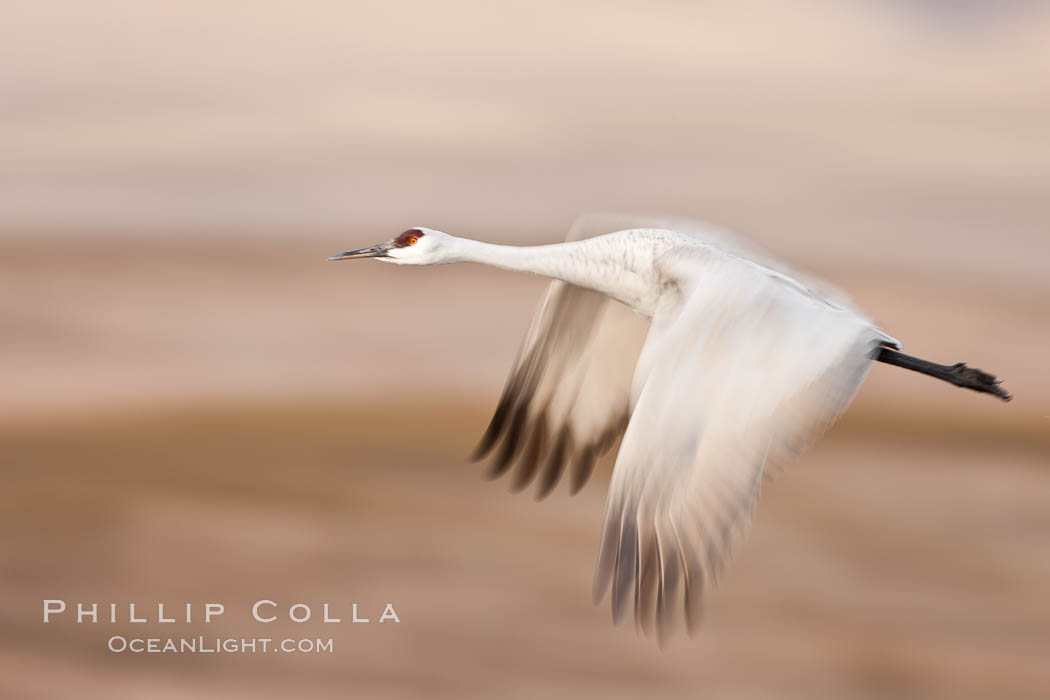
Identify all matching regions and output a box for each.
[472,215,651,498]
[593,251,885,641]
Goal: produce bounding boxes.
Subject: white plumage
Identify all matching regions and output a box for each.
[469,214,896,643]
[330,212,1007,643]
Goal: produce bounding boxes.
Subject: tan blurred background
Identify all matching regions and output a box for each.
[2,1,1049,698]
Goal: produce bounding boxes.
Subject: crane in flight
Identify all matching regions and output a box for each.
[329,213,1010,643]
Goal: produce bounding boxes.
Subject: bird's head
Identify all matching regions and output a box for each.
[327,228,457,266]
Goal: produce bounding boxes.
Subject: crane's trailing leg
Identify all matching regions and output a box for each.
[874,348,1012,401]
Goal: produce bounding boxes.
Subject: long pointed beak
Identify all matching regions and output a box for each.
[327,243,392,261]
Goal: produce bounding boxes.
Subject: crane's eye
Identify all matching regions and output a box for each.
[394,229,424,247]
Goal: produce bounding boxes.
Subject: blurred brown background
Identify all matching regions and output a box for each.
[2,1,1049,698]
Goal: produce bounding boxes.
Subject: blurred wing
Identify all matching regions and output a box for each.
[592,252,887,643]
[471,214,652,498]
[582,212,870,316]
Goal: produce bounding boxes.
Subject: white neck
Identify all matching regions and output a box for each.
[448,235,652,313]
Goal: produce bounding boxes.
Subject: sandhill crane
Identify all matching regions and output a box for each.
[329,213,1010,643]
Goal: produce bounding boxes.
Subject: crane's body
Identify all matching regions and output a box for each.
[329,213,1010,644]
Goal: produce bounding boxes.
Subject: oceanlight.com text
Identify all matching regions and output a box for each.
[107,636,334,654]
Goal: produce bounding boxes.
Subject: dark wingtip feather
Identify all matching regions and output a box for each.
[470,398,512,463]
[469,423,496,462]
[510,413,547,493]
[469,440,493,464]
[610,515,638,627]
[534,426,570,501]
[484,402,527,480]
[568,444,597,495]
